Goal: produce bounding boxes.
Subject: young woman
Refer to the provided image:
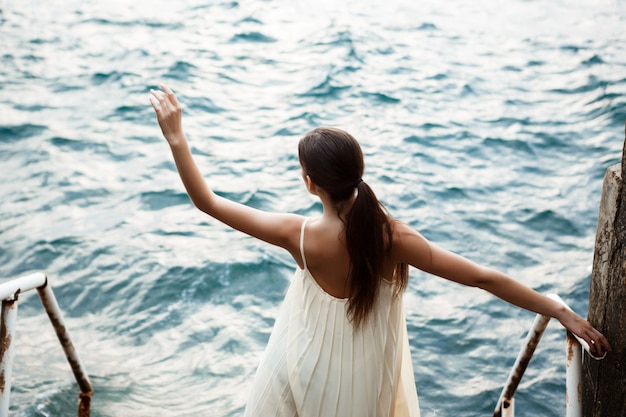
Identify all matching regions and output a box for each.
[150,85,610,417]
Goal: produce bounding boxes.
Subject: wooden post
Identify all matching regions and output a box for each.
[583,123,626,416]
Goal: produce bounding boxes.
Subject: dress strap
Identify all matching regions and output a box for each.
[299,217,310,270]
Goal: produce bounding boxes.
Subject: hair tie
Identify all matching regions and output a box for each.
[354,178,363,187]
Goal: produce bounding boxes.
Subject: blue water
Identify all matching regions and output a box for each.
[1,0,625,415]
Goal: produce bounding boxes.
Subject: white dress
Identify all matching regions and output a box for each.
[244,218,420,417]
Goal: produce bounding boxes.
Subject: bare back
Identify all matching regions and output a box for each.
[296,217,396,299]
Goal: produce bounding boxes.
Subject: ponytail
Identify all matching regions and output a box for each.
[298,127,408,327]
[345,181,407,327]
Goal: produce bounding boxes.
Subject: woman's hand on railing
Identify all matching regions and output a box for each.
[557,309,611,357]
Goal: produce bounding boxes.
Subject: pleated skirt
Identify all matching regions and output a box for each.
[244,268,420,417]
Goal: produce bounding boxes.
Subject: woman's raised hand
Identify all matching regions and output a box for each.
[150,84,185,146]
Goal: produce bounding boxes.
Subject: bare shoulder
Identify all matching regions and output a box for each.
[390,220,424,243]
[390,220,432,269]
[279,213,308,247]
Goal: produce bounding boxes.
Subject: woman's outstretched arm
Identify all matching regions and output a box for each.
[392,221,612,356]
[149,85,302,252]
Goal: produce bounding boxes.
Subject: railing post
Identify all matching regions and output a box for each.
[0,273,92,416]
[37,281,93,416]
[494,294,607,416]
[0,297,18,417]
[501,397,514,417]
[565,331,582,417]
[492,313,550,417]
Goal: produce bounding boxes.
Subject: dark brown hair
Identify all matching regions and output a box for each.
[298,127,408,327]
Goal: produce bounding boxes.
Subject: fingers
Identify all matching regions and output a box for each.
[594,330,612,353]
[587,331,599,354]
[586,327,611,356]
[565,315,611,357]
[150,89,162,106]
[150,85,181,118]
[150,88,167,104]
[160,84,181,107]
[149,85,184,143]
[160,84,174,96]
[150,88,174,116]
[149,96,159,112]
[589,339,601,356]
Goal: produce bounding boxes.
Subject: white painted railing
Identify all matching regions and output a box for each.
[0,272,92,417]
[493,294,606,417]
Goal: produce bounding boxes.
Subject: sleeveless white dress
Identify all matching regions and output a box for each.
[244,218,420,417]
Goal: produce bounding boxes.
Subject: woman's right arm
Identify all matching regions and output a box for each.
[150,85,303,251]
[392,221,611,356]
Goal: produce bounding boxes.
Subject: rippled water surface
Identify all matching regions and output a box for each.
[1,0,625,415]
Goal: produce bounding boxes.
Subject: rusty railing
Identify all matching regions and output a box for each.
[493,294,606,417]
[0,272,92,417]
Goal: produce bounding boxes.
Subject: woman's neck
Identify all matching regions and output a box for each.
[319,192,356,223]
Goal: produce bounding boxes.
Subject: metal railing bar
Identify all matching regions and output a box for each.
[492,313,551,417]
[0,298,18,417]
[493,293,606,417]
[0,272,92,417]
[565,331,582,417]
[0,272,46,301]
[37,280,93,415]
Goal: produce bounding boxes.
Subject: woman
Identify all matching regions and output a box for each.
[149,85,610,417]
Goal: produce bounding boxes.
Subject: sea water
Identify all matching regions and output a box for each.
[0,0,625,415]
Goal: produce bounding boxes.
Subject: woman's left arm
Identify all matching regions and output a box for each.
[149,85,302,252]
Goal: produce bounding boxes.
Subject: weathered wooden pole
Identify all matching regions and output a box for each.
[583,123,626,416]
